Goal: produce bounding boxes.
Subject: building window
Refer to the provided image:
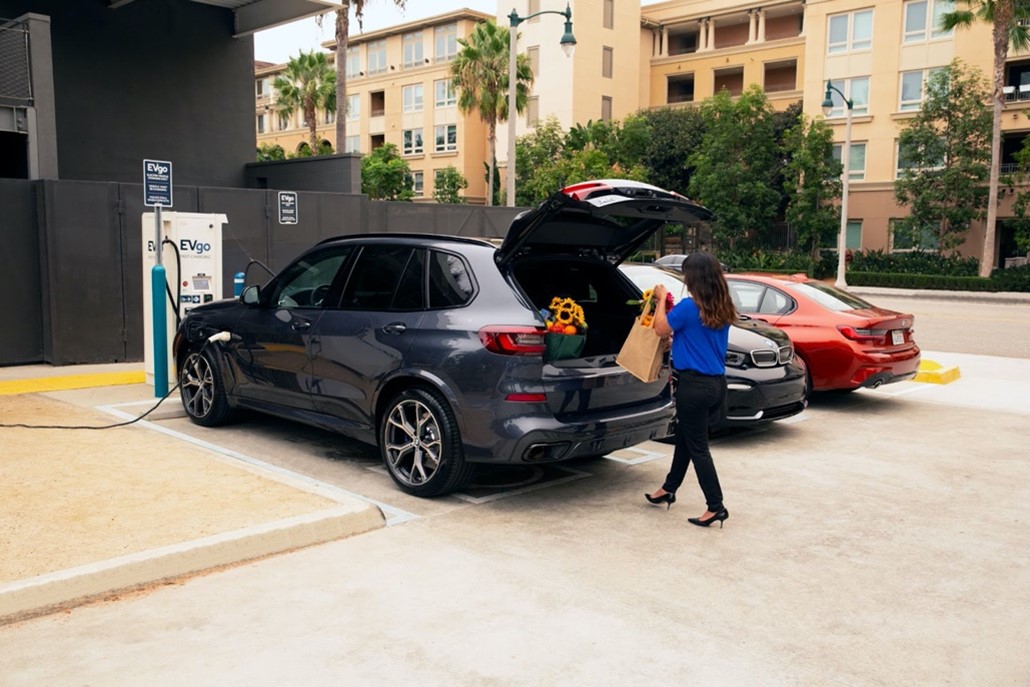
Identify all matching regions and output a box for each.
[603,0,614,29]
[890,219,939,252]
[278,112,291,130]
[435,79,456,107]
[601,96,612,122]
[367,40,387,75]
[324,109,335,125]
[899,68,945,111]
[896,138,945,177]
[528,0,540,21]
[527,46,540,78]
[346,94,360,120]
[820,220,863,250]
[903,0,954,43]
[602,47,613,79]
[412,171,424,196]
[435,124,457,152]
[255,78,267,97]
[403,84,424,113]
[344,135,360,154]
[346,46,361,78]
[403,128,424,155]
[667,74,695,104]
[527,96,539,126]
[832,142,867,181]
[827,9,873,54]
[256,114,267,134]
[825,77,869,118]
[403,31,424,68]
[435,23,457,62]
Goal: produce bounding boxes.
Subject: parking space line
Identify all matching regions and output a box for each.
[603,445,668,465]
[96,404,419,527]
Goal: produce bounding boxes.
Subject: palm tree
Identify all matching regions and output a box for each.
[942,1,1030,277]
[273,50,336,153]
[330,2,407,154]
[451,20,533,206]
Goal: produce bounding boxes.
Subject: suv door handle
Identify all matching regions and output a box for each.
[292,319,312,331]
[382,322,407,335]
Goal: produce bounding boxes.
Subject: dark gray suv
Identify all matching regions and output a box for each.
[174,179,714,496]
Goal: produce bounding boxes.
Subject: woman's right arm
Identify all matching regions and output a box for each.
[652,284,673,338]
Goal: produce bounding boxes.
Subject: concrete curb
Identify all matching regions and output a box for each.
[847,286,1030,305]
[0,502,386,625]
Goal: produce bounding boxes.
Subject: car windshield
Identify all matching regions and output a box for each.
[787,281,875,311]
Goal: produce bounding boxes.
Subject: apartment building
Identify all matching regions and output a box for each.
[255,1,1029,264]
[256,9,492,203]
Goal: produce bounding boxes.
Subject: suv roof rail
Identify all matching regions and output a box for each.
[315,233,497,247]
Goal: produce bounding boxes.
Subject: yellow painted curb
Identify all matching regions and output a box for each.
[913,359,960,385]
[0,371,146,396]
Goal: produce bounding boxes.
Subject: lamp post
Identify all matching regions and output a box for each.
[822,80,853,290]
[506,3,576,207]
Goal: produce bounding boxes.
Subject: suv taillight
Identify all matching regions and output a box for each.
[478,327,547,356]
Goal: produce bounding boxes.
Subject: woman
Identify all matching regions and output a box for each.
[645,252,736,528]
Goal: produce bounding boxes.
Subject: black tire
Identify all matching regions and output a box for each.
[179,347,234,427]
[380,387,470,497]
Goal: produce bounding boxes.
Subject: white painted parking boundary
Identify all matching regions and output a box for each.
[366,464,592,504]
[603,444,669,465]
[98,401,419,527]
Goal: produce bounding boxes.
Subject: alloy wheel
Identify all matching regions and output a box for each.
[180,351,215,419]
[384,399,444,487]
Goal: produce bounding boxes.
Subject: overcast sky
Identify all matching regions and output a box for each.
[254,1,497,64]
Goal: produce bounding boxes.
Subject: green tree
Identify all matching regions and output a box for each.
[273,50,336,153]
[636,107,706,196]
[782,116,842,260]
[325,1,407,155]
[688,86,780,245]
[256,143,286,162]
[451,20,533,206]
[434,166,469,204]
[894,61,992,254]
[942,0,1030,275]
[361,143,414,200]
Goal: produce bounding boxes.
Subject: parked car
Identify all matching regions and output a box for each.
[725,273,921,392]
[654,253,730,272]
[174,179,714,497]
[620,264,808,429]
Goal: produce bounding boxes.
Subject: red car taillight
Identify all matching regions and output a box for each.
[836,325,888,343]
[478,326,547,356]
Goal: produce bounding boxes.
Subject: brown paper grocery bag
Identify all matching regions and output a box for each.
[616,301,664,383]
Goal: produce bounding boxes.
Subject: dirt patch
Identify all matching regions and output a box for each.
[0,394,340,584]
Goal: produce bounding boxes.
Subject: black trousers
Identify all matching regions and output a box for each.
[662,370,726,511]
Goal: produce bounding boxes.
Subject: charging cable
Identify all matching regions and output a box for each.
[0,332,230,430]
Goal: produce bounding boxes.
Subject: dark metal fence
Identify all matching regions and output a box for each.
[1,180,522,366]
[0,18,32,107]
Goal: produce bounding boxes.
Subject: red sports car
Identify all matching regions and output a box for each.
[725,273,921,392]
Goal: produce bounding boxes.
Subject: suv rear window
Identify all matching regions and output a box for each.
[429,250,474,308]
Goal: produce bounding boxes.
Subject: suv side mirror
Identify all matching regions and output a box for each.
[241,284,260,305]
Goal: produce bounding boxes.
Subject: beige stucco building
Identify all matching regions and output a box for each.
[255,0,1030,265]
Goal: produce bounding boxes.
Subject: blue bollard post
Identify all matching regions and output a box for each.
[234,271,245,297]
[151,264,168,397]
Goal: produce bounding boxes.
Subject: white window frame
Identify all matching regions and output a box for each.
[895,139,946,178]
[403,128,424,155]
[434,124,457,153]
[832,142,867,181]
[346,94,360,120]
[827,9,873,54]
[278,112,292,131]
[402,31,424,68]
[346,46,361,78]
[367,40,387,75]
[412,170,424,196]
[403,84,424,113]
[904,0,954,43]
[434,79,456,107]
[889,219,939,252]
[825,77,869,118]
[256,114,266,134]
[344,135,360,154]
[435,23,457,63]
[899,68,945,111]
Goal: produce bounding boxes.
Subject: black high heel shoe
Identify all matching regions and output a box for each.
[644,492,676,510]
[688,508,729,528]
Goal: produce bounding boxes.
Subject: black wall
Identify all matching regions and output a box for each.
[0,179,42,364]
[1,0,254,188]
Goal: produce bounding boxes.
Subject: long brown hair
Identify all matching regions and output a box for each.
[682,253,736,329]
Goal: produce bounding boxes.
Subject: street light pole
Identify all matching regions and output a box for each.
[506,4,576,207]
[822,80,854,290]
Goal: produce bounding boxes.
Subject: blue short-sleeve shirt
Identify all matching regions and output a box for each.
[665,298,729,375]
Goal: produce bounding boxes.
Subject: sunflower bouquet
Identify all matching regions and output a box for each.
[630,288,676,327]
[540,296,588,360]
